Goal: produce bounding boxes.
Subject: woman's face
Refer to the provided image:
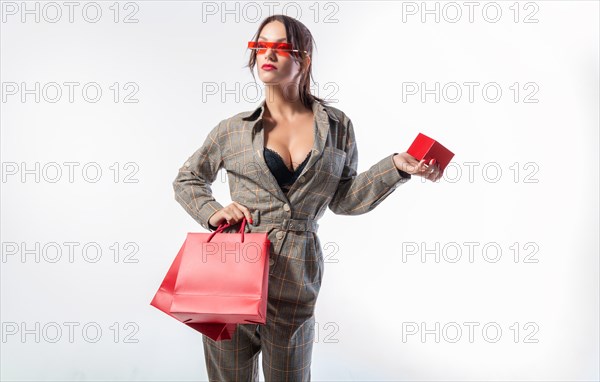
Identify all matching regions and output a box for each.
[255,21,306,86]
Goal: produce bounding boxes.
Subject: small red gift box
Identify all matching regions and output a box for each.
[407,133,454,173]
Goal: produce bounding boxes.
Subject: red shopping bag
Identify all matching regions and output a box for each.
[150,217,271,341]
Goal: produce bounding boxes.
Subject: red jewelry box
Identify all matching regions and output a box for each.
[407,133,454,173]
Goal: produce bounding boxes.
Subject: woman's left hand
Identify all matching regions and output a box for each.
[393,152,442,182]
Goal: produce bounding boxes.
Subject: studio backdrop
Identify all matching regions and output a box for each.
[1,1,598,381]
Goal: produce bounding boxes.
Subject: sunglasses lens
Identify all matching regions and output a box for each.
[248,41,294,57]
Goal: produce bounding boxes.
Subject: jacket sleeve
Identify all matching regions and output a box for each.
[172,121,225,232]
[328,117,412,216]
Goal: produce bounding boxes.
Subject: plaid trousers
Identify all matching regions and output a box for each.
[172,99,412,381]
[202,215,322,381]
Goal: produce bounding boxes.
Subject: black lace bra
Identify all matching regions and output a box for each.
[264,147,311,194]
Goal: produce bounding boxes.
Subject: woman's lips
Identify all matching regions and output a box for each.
[261,64,277,71]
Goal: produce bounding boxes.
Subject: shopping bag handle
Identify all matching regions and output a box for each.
[206,217,247,243]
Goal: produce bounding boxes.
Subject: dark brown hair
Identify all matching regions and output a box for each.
[245,14,328,110]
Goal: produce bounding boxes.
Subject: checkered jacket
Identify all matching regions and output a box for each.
[172,98,412,245]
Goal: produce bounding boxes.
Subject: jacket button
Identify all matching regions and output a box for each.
[283,204,290,212]
[184,161,191,168]
[275,231,284,240]
[299,176,305,183]
[269,258,275,266]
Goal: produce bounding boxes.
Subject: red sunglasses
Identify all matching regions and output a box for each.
[247,41,308,57]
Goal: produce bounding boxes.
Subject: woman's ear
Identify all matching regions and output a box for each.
[300,55,311,74]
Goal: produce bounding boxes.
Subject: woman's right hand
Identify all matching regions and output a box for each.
[208,201,254,228]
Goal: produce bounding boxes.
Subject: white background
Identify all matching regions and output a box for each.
[1,1,598,381]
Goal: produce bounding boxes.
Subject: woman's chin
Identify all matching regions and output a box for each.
[260,78,282,85]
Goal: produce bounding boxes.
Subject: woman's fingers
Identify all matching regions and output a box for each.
[423,162,441,181]
[233,201,253,223]
[232,205,246,222]
[220,210,233,225]
[409,157,443,181]
[220,206,239,225]
[224,202,253,225]
[431,165,442,181]
[396,154,444,181]
[424,169,434,181]
[421,161,434,175]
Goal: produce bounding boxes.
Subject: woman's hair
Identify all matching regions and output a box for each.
[245,14,328,110]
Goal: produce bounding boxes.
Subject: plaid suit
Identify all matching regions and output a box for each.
[172,98,412,381]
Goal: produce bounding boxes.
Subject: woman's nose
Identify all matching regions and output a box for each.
[263,48,276,60]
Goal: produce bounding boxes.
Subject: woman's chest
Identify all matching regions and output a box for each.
[262,114,315,172]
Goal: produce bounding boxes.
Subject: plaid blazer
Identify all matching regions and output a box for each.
[173,98,411,240]
[172,97,414,297]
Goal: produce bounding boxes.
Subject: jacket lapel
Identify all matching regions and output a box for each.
[285,101,331,196]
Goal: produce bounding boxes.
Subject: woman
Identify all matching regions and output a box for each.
[173,14,442,382]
